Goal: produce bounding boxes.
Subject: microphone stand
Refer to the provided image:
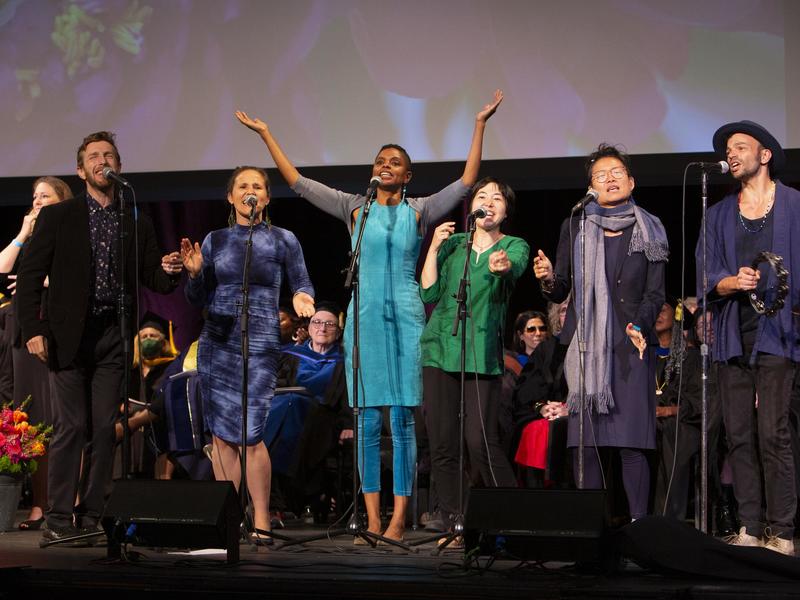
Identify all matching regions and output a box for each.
[279,186,411,551]
[237,203,258,546]
[698,169,710,533]
[409,214,478,552]
[569,205,588,489]
[236,203,293,546]
[118,185,132,480]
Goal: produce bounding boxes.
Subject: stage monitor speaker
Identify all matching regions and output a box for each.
[102,480,243,563]
[464,488,615,566]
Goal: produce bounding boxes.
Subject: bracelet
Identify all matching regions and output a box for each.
[533,401,546,415]
[540,278,555,293]
[11,239,23,248]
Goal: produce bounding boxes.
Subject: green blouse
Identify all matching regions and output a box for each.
[420,233,530,375]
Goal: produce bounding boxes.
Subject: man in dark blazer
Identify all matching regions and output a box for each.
[16,131,183,544]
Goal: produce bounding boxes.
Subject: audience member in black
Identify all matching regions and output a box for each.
[279,304,308,348]
[511,310,549,368]
[116,312,179,479]
[2,176,73,531]
[510,300,570,485]
[0,294,12,403]
[651,299,702,520]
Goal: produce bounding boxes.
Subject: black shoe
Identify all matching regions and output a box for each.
[715,504,737,538]
[715,485,739,538]
[40,524,91,548]
[79,523,106,546]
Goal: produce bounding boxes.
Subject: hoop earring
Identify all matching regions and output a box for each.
[228,205,236,227]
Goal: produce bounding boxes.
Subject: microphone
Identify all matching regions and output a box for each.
[467,206,488,221]
[244,194,258,209]
[693,161,730,174]
[366,176,381,197]
[571,189,599,212]
[102,166,131,188]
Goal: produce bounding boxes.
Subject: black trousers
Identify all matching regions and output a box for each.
[47,319,124,529]
[422,367,516,523]
[654,416,700,519]
[718,352,796,539]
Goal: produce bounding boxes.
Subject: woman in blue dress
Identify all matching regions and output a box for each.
[235,90,502,541]
[181,166,315,538]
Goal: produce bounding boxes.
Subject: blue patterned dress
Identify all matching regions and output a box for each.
[185,223,314,444]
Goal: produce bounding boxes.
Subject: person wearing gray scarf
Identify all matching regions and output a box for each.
[533,143,667,521]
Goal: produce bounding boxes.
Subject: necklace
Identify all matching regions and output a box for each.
[655,351,669,395]
[738,181,775,234]
[472,235,503,264]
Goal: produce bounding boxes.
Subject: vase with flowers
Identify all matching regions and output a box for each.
[0,397,51,530]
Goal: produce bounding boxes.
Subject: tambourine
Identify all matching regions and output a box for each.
[749,251,789,317]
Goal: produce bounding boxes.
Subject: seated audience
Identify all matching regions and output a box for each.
[511,299,570,486]
[267,302,352,524]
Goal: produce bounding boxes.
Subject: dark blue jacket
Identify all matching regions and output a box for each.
[697,181,800,362]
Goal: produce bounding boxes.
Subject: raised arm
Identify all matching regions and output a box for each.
[421,222,455,290]
[0,211,37,273]
[235,111,300,186]
[461,89,503,187]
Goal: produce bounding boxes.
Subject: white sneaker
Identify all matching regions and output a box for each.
[724,526,762,547]
[764,534,795,556]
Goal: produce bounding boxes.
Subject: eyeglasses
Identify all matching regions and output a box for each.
[591,167,627,183]
[310,319,338,329]
[526,325,547,333]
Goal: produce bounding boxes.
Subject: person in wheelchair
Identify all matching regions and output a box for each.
[266,302,352,525]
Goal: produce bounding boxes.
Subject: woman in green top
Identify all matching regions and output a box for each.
[419,177,529,531]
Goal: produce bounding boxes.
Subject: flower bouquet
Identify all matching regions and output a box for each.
[0,398,51,476]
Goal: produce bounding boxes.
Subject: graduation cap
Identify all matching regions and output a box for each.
[139,310,179,357]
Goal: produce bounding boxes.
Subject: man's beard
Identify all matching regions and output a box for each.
[85,169,114,193]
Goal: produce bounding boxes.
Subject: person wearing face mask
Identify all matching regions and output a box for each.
[534,143,668,522]
[419,177,529,539]
[0,176,72,531]
[181,166,315,543]
[235,91,503,543]
[115,312,179,479]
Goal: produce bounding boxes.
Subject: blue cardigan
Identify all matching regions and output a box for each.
[697,181,800,362]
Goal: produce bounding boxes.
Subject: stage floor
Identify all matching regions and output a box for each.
[2,511,800,599]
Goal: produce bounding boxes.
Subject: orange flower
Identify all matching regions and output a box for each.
[30,442,45,456]
[12,410,28,424]
[16,422,30,433]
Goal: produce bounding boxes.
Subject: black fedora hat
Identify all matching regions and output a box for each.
[712,120,785,174]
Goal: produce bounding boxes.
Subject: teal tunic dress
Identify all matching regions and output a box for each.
[346,201,424,407]
[290,176,469,409]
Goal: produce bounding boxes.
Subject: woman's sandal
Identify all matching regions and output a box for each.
[18,516,45,531]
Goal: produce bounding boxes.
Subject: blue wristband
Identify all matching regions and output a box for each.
[11,239,23,248]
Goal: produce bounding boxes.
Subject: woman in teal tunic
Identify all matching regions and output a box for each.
[235,90,502,542]
[420,177,529,533]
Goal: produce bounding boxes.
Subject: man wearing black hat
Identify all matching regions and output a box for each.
[16,131,183,545]
[697,120,798,555]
